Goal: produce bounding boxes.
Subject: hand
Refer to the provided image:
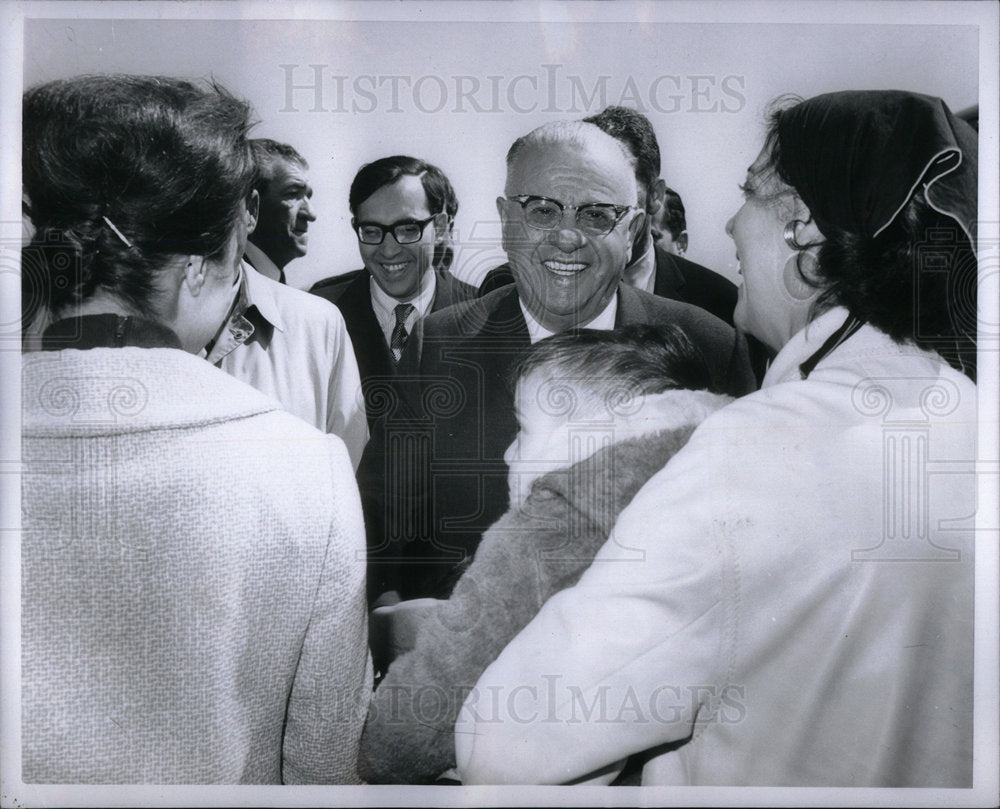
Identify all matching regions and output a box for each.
[370,597,445,675]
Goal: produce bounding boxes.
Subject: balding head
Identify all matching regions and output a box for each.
[505,121,638,201]
[496,121,645,333]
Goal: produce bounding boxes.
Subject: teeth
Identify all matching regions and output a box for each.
[382,263,407,272]
[543,260,587,276]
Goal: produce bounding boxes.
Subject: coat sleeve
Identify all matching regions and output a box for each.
[324,308,369,471]
[357,489,595,783]
[281,438,373,784]
[454,425,737,785]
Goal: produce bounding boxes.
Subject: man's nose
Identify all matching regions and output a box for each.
[552,223,586,251]
[725,215,735,237]
[300,197,317,222]
[380,233,404,256]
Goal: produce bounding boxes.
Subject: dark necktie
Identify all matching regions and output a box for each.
[390,303,414,361]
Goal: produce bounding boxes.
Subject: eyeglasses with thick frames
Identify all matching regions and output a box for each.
[354,215,437,245]
[506,195,633,237]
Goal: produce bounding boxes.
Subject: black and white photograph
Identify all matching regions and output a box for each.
[2,1,998,806]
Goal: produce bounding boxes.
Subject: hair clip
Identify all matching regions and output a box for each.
[102,215,133,249]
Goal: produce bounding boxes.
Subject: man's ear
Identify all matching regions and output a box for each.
[627,210,647,243]
[625,211,646,265]
[183,256,208,296]
[246,190,260,236]
[646,178,666,216]
[433,212,450,243]
[676,230,688,256]
[496,196,512,251]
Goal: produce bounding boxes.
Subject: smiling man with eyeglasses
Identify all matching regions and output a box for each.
[355,121,756,621]
[310,156,476,433]
[496,126,648,336]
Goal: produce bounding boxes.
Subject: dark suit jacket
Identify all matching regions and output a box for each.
[477,249,776,381]
[358,283,755,602]
[650,246,737,326]
[310,268,476,429]
[478,244,737,324]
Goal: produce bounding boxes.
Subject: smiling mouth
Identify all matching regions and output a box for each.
[543,259,588,276]
[381,262,408,273]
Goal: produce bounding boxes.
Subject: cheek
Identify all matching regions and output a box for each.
[592,237,626,285]
[504,223,543,259]
[417,235,436,264]
[358,242,377,265]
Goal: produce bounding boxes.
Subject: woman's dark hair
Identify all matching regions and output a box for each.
[348,155,458,270]
[759,97,977,380]
[513,324,715,405]
[22,74,256,321]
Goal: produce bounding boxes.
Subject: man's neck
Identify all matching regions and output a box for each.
[61,293,137,320]
[245,240,287,282]
[519,289,619,343]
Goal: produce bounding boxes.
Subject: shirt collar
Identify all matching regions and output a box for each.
[761,306,922,387]
[202,262,284,364]
[622,238,656,294]
[370,268,437,326]
[241,260,285,332]
[519,290,619,344]
[243,242,285,284]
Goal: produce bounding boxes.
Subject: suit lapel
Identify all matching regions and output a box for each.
[483,287,531,341]
[653,245,686,299]
[431,271,456,312]
[615,283,653,327]
[342,272,396,382]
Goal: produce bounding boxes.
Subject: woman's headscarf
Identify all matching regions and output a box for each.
[775,90,977,249]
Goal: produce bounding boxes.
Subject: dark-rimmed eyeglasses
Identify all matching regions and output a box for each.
[354,215,437,245]
[506,195,633,237]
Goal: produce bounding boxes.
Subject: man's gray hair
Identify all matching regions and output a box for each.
[504,120,637,193]
[250,138,308,191]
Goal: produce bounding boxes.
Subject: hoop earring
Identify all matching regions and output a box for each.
[783,251,819,301]
[783,220,807,251]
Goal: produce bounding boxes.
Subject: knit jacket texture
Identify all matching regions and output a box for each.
[22,347,372,784]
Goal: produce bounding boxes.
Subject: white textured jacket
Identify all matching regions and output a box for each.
[22,347,371,784]
[456,307,976,787]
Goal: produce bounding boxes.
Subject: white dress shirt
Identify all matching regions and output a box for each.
[370,269,437,358]
[519,293,619,344]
